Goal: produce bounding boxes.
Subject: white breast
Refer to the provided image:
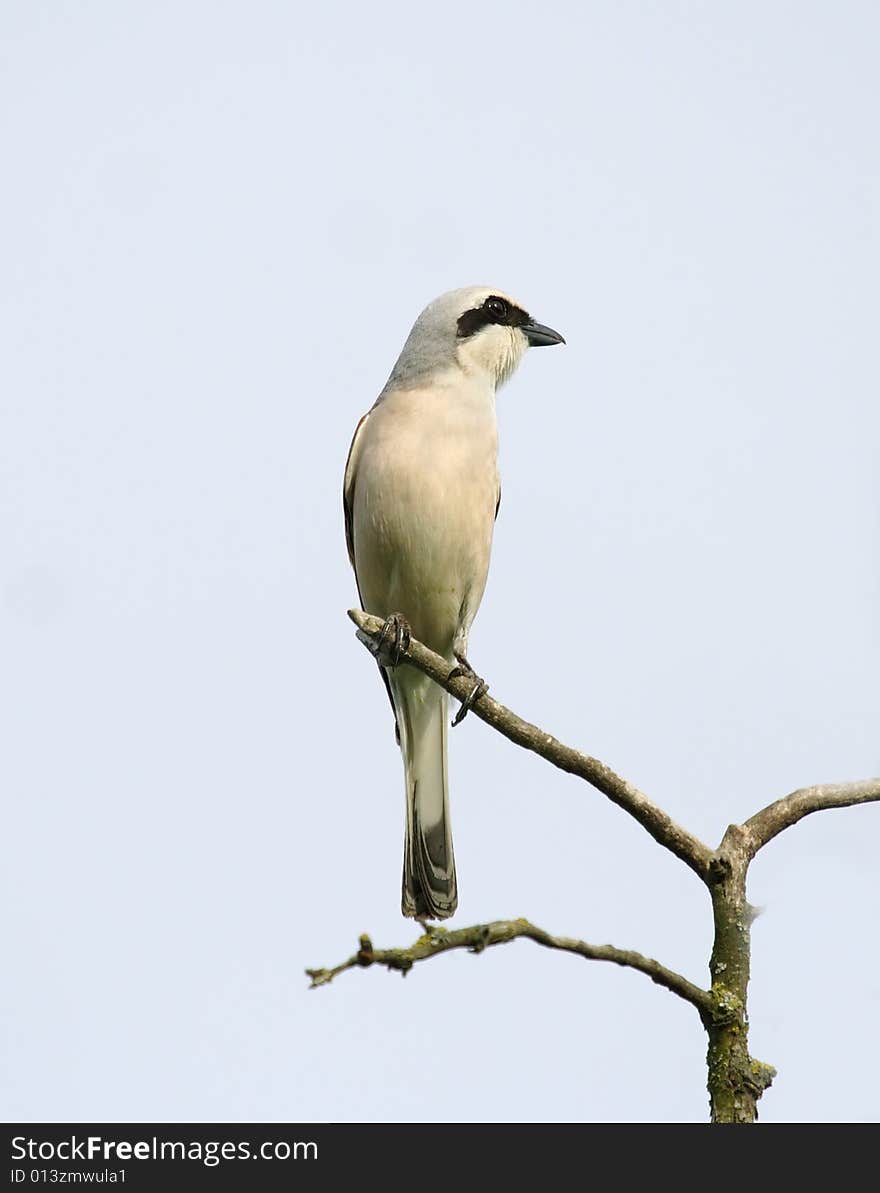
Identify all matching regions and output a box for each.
[351,378,500,655]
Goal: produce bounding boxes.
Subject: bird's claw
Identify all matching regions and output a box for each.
[367,612,412,667]
[449,655,488,727]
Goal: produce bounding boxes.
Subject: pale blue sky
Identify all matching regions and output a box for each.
[2,1,878,1123]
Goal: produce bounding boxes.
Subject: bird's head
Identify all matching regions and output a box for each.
[385,286,565,392]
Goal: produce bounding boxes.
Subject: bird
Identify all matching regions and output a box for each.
[343,286,565,920]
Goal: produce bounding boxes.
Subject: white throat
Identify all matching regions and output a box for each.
[456,324,527,391]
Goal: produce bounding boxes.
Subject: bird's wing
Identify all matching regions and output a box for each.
[343,408,400,740]
[343,410,369,571]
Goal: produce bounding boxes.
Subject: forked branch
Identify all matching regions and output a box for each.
[337,610,880,1122]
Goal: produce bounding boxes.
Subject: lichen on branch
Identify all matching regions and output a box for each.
[307,918,713,1016]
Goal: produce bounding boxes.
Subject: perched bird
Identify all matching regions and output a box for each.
[343,286,565,919]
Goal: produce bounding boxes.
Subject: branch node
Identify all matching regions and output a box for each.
[468,926,492,955]
[707,855,729,885]
[747,1060,777,1096]
[707,987,744,1028]
[744,901,764,925]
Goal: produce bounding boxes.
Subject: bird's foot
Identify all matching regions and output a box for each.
[364,612,411,668]
[449,653,489,727]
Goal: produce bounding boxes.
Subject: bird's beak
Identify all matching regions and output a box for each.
[522,320,566,347]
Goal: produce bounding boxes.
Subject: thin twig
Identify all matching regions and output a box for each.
[307,919,713,1016]
[743,778,880,858]
[349,608,714,880]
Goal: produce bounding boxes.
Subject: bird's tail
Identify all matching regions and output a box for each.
[392,668,457,920]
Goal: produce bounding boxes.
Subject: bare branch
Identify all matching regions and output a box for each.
[743,778,880,858]
[343,610,880,1121]
[307,919,713,1016]
[349,608,714,880]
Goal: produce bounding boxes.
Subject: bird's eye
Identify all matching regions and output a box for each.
[487,297,508,319]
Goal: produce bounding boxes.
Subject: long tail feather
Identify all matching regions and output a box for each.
[392,669,457,919]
